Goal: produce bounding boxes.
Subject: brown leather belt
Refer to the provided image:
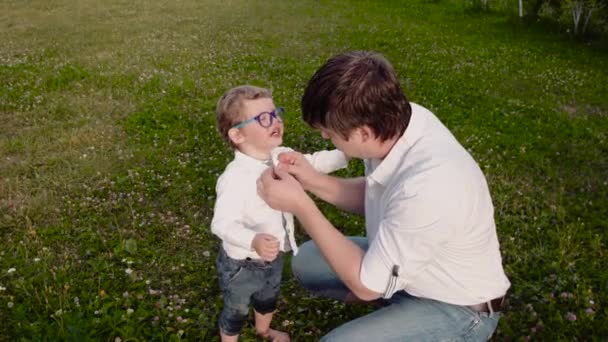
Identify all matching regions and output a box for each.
[467,296,505,313]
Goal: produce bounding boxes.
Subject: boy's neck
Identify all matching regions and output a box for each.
[237,146,272,161]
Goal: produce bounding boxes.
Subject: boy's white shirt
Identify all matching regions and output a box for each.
[211,146,348,260]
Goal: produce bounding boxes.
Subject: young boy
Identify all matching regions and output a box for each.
[212,85,348,342]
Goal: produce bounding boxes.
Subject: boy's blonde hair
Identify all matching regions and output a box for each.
[215,85,272,148]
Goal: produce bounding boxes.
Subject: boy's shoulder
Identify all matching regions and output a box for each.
[215,155,258,186]
[217,158,241,180]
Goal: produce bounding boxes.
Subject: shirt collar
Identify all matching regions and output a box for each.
[367,102,426,186]
[233,149,272,172]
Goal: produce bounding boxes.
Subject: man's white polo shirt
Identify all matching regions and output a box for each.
[360,103,510,305]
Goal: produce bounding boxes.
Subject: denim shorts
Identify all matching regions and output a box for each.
[216,247,284,336]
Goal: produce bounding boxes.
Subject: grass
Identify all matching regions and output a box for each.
[1,0,607,340]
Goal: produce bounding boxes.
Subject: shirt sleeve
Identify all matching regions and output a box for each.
[210,172,257,250]
[303,149,349,174]
[360,189,445,297]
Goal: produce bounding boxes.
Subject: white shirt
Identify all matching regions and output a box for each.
[212,147,348,260]
[360,103,511,305]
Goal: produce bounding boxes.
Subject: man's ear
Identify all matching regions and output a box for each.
[358,126,374,142]
[228,127,244,145]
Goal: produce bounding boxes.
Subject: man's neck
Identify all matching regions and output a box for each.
[375,135,400,160]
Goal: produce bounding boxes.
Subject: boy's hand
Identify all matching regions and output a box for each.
[276,151,319,191]
[251,233,280,262]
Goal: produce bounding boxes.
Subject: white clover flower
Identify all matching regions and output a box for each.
[0,286,6,291]
[126,308,134,315]
[8,302,14,308]
[7,268,16,274]
[202,251,210,257]
[34,258,40,262]
[125,268,133,275]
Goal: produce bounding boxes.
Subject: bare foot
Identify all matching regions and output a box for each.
[264,328,290,342]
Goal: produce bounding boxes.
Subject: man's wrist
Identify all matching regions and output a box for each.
[293,194,316,218]
[302,172,325,194]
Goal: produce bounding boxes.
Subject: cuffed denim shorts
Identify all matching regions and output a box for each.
[216,247,284,336]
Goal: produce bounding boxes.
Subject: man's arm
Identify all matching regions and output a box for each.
[295,196,381,301]
[277,151,365,215]
[305,174,366,216]
[257,167,381,301]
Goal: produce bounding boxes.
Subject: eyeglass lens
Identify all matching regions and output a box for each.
[257,109,283,128]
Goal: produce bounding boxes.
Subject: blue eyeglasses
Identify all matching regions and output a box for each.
[232,107,285,129]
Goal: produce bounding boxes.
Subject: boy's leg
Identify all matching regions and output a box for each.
[253,310,290,342]
[251,254,290,341]
[291,237,369,301]
[220,331,239,342]
[216,249,259,338]
[320,292,501,342]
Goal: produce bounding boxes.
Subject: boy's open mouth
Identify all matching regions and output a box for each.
[270,127,282,137]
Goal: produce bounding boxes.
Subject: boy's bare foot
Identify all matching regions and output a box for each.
[260,328,290,342]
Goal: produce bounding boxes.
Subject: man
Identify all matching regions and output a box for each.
[257,51,510,341]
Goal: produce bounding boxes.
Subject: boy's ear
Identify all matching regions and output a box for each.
[228,127,244,145]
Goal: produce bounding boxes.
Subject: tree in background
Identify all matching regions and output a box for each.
[561,0,606,36]
[513,0,607,38]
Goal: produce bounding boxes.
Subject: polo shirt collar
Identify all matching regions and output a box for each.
[367,103,426,186]
[234,149,272,172]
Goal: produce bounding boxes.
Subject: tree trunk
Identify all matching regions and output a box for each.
[572,1,583,36]
[582,7,594,35]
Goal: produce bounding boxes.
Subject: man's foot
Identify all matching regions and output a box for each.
[259,328,290,342]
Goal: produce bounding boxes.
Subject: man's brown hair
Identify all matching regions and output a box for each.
[215,85,272,148]
[301,51,411,141]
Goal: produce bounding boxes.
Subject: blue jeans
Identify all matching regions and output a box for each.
[291,237,501,341]
[216,247,284,336]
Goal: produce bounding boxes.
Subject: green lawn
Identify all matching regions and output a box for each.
[1,0,607,340]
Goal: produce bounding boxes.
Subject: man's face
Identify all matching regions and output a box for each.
[319,127,363,159]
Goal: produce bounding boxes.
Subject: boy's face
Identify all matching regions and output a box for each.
[230,98,283,157]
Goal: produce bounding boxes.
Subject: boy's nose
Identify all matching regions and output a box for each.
[271,116,283,128]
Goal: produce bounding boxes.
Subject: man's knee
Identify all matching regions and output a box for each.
[291,240,317,276]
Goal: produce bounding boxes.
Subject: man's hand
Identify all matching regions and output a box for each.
[257,167,311,216]
[251,233,280,262]
[276,151,320,192]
